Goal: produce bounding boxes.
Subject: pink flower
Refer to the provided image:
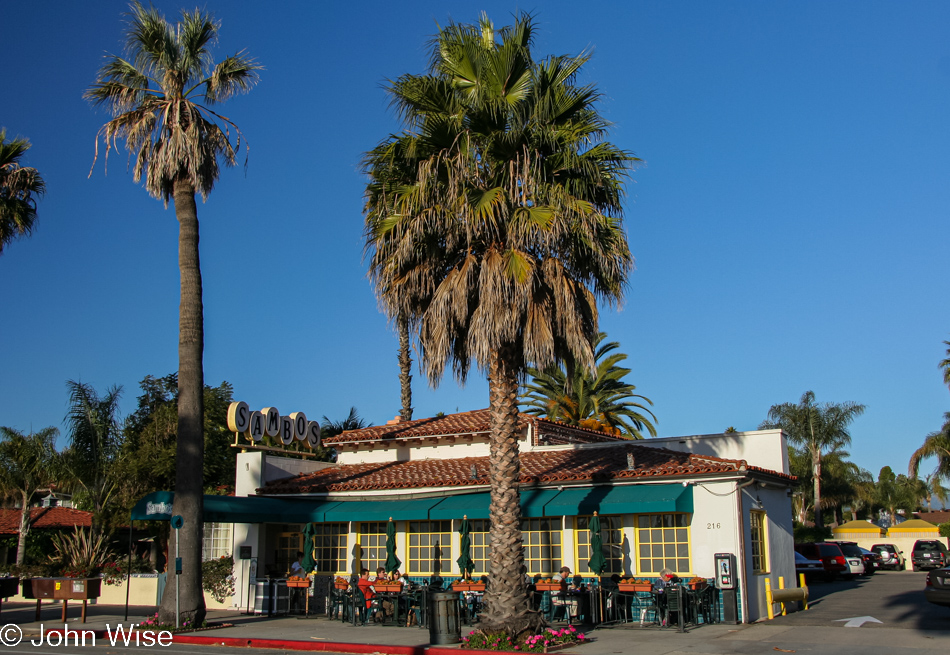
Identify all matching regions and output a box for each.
[578,634,586,640]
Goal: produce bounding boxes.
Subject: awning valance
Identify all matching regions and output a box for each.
[132,483,693,524]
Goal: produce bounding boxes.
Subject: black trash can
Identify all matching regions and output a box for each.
[428,590,461,645]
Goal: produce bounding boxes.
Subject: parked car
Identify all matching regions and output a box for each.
[795,551,825,580]
[859,547,881,574]
[795,542,848,581]
[871,543,905,571]
[829,541,866,577]
[912,540,949,572]
[924,567,950,608]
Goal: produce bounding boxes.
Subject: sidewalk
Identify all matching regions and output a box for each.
[1,602,946,655]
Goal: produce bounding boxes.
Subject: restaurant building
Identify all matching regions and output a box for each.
[174,409,796,622]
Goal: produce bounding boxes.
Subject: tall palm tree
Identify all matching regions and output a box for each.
[920,473,949,512]
[364,13,635,631]
[63,380,123,540]
[909,412,950,483]
[760,391,865,528]
[520,332,656,438]
[941,340,950,390]
[0,129,46,255]
[0,427,60,565]
[85,2,260,625]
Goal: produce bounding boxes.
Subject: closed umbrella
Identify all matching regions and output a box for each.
[587,512,606,575]
[385,518,401,573]
[456,516,474,579]
[301,522,317,574]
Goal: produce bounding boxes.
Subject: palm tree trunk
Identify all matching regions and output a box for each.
[398,313,412,421]
[16,491,29,566]
[812,451,823,528]
[480,346,539,633]
[159,179,206,626]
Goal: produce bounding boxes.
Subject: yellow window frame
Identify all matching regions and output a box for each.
[465,519,491,576]
[311,522,349,575]
[406,520,452,576]
[521,517,562,575]
[750,510,769,574]
[357,521,388,573]
[634,513,693,576]
[575,515,624,575]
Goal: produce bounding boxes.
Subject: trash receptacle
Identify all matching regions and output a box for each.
[428,590,461,645]
[253,580,271,615]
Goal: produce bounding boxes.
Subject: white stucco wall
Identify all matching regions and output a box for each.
[335,439,492,465]
[641,430,789,475]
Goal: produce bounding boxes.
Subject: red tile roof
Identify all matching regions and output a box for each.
[322,408,624,445]
[916,510,950,525]
[0,507,93,535]
[260,442,791,495]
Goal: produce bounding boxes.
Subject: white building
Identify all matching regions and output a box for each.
[212,409,796,623]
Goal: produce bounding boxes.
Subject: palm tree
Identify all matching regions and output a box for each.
[0,427,60,565]
[85,2,260,625]
[364,13,635,631]
[760,391,865,528]
[874,466,919,526]
[63,380,123,540]
[0,129,46,255]
[920,473,949,512]
[909,412,950,483]
[941,340,950,390]
[520,333,656,438]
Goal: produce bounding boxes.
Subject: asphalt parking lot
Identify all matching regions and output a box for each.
[768,568,950,631]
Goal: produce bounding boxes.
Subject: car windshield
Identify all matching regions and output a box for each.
[818,544,842,557]
[838,544,863,557]
[916,542,945,552]
[872,546,893,554]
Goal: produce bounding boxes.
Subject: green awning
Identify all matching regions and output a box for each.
[321,497,446,522]
[131,491,337,523]
[541,484,693,516]
[427,488,563,520]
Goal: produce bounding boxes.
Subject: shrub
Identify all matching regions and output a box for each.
[939,522,950,539]
[793,523,832,543]
[202,555,234,602]
[461,626,588,652]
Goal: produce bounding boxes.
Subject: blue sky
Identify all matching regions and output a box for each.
[2,1,948,482]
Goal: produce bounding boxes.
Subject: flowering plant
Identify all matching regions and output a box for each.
[201,555,234,602]
[461,625,588,652]
[139,613,206,632]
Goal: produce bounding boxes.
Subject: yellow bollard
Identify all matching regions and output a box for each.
[778,577,786,615]
[799,573,809,610]
[765,578,774,620]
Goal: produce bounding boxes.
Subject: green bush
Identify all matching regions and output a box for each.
[793,523,832,543]
[202,555,234,602]
[939,522,950,539]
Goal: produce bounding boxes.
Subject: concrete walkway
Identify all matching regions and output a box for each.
[0,602,947,655]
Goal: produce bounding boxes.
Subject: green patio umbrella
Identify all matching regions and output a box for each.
[456,515,474,579]
[301,522,317,574]
[587,512,607,575]
[385,518,401,573]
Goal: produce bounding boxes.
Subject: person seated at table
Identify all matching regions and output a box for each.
[550,567,577,621]
[654,568,679,590]
[290,551,305,577]
[356,568,375,622]
[374,566,387,582]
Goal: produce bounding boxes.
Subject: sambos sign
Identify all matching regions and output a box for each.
[227,401,321,449]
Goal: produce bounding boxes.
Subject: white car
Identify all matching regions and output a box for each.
[832,541,866,577]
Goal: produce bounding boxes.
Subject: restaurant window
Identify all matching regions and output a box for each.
[750,511,768,574]
[357,522,388,573]
[313,522,349,574]
[635,513,691,575]
[521,517,561,575]
[468,519,491,576]
[276,527,303,574]
[407,520,452,575]
[575,515,624,575]
[202,522,232,561]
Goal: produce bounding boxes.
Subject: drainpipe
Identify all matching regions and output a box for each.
[734,476,755,624]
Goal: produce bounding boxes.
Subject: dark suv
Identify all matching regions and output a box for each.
[912,540,949,571]
[795,542,848,581]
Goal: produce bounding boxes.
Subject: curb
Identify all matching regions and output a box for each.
[170,634,527,655]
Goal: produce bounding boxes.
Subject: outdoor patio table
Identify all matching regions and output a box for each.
[373,591,404,626]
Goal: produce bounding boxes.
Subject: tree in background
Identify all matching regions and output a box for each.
[874,466,919,526]
[909,341,950,487]
[0,427,60,565]
[761,391,865,527]
[63,381,123,540]
[86,3,260,625]
[0,129,46,255]
[520,333,656,438]
[940,339,950,389]
[364,13,635,631]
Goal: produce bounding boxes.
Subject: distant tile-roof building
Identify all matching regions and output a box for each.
[0,507,92,535]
